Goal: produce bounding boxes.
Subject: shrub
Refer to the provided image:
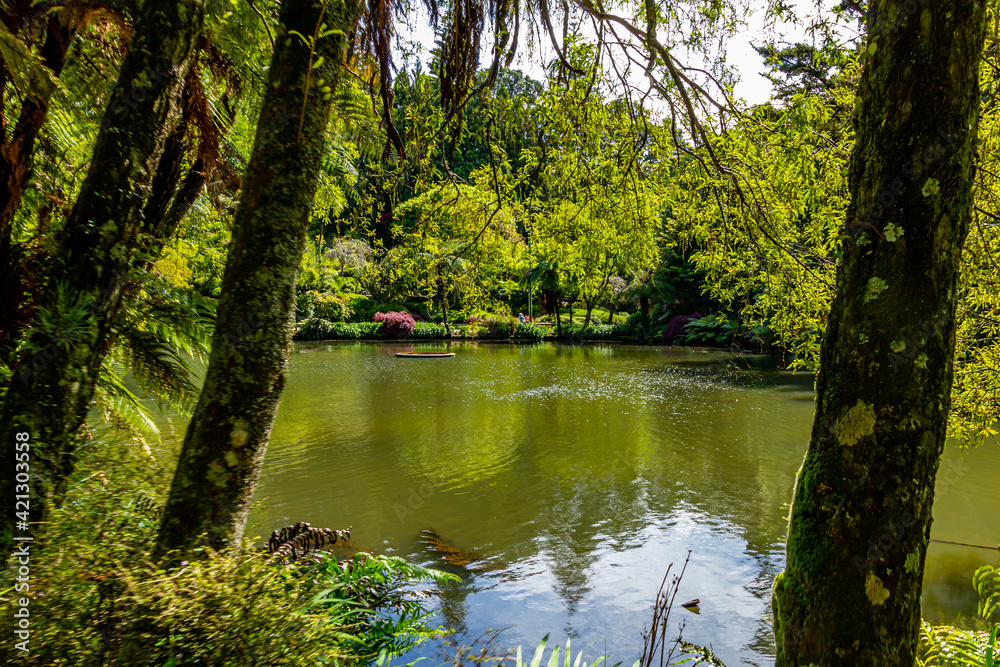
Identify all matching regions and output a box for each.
[296,290,351,322]
[584,324,616,339]
[514,322,548,340]
[663,312,702,343]
[682,313,738,346]
[374,311,416,337]
[412,322,447,339]
[345,293,372,316]
[295,291,316,320]
[296,253,339,293]
[295,318,382,340]
[335,276,363,294]
[483,314,515,338]
[610,322,638,338]
[355,301,408,322]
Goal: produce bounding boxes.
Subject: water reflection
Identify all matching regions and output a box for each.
[241,343,999,666]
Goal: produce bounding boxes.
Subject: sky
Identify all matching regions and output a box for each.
[395,0,858,107]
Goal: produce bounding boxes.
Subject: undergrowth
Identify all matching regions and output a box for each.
[0,437,455,666]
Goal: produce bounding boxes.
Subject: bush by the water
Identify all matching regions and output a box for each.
[295,290,352,322]
[482,314,515,338]
[296,318,382,340]
[662,312,701,343]
[374,311,416,337]
[353,298,409,322]
[583,324,616,339]
[514,322,548,340]
[682,313,739,346]
[412,322,448,338]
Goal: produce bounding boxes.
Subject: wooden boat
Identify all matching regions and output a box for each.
[394,352,455,358]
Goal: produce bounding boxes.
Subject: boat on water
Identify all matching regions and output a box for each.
[394,352,455,358]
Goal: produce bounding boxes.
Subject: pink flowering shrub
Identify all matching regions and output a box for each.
[373,311,415,337]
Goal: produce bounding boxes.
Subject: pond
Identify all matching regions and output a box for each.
[226,342,998,666]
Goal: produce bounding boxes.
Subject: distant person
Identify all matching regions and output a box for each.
[518,313,526,323]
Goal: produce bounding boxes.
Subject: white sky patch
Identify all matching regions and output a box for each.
[394,0,858,108]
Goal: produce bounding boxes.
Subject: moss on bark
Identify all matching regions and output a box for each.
[154,0,363,562]
[772,1,987,664]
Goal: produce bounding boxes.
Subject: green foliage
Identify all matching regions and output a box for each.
[680,314,740,346]
[495,634,728,667]
[975,566,1000,623]
[295,318,382,340]
[310,552,458,659]
[412,322,447,338]
[296,290,352,322]
[345,293,374,317]
[297,252,342,294]
[99,276,214,435]
[582,324,617,340]
[482,315,515,338]
[918,565,1000,666]
[514,322,548,340]
[0,440,452,666]
[358,248,424,305]
[919,622,998,667]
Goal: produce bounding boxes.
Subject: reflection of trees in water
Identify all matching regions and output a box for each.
[538,482,646,619]
[435,572,474,638]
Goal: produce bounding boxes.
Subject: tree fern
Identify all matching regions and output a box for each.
[94,360,159,435]
[107,276,215,417]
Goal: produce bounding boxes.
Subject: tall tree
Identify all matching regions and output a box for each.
[0,0,206,554]
[154,0,362,561]
[772,1,987,664]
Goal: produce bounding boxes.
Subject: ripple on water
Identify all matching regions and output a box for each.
[237,344,998,665]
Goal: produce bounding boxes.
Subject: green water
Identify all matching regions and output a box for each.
[222,342,997,665]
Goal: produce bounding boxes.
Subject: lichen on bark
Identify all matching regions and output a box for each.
[154,0,363,562]
[773,1,987,664]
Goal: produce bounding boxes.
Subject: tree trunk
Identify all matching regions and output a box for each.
[0,0,205,556]
[437,272,452,336]
[772,2,987,664]
[154,0,360,562]
[639,295,649,329]
[555,292,562,336]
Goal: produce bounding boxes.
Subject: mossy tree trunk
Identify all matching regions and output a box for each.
[772,2,987,664]
[0,0,205,557]
[154,0,360,562]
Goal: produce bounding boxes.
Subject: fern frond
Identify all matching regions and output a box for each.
[975,566,1000,622]
[919,620,991,667]
[94,362,159,435]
